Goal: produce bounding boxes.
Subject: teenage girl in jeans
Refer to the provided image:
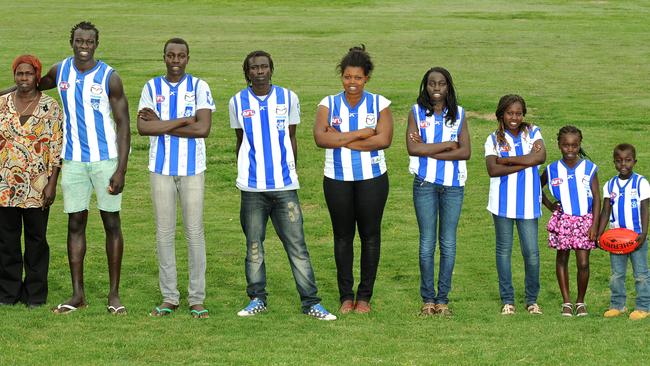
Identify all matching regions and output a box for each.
[484,95,546,315]
[313,45,393,314]
[406,67,471,316]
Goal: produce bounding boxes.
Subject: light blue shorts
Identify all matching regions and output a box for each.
[61,158,122,213]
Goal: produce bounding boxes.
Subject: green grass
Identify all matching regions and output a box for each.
[2,0,650,364]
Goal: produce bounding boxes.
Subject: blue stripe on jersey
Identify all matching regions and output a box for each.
[513,134,526,218]
[154,78,165,173]
[416,106,428,179]
[608,178,616,225]
[92,63,109,161]
[532,167,541,217]
[74,70,90,162]
[257,94,275,189]
[275,87,292,186]
[348,93,363,181]
[367,93,380,177]
[498,175,509,216]
[585,162,595,212]
[240,90,257,188]
[186,76,196,175]
[548,163,562,206]
[331,95,343,180]
[59,59,74,160]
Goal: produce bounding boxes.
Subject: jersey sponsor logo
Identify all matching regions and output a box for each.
[371,155,383,164]
[499,144,510,152]
[610,192,617,200]
[419,120,429,128]
[567,174,575,180]
[90,83,103,96]
[631,189,639,199]
[185,93,195,102]
[243,109,256,118]
[365,114,376,126]
[582,176,591,186]
[332,116,342,126]
[59,81,70,91]
[276,105,287,116]
[551,178,563,186]
[288,161,295,170]
[156,95,166,103]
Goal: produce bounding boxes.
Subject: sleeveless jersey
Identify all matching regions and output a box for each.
[319,91,390,181]
[138,74,215,176]
[230,85,299,191]
[56,57,117,162]
[485,125,543,219]
[545,159,597,216]
[603,173,650,233]
[408,104,467,186]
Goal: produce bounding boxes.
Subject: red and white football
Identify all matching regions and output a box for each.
[599,228,639,255]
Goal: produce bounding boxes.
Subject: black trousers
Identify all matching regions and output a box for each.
[0,207,50,305]
[323,173,389,303]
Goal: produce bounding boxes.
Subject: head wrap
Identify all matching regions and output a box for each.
[12,54,42,85]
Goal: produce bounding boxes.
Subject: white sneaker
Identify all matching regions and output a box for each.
[501,304,515,315]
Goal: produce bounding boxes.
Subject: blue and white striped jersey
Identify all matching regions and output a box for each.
[603,173,650,233]
[230,85,300,191]
[485,125,544,219]
[545,159,597,216]
[138,74,215,176]
[319,91,390,181]
[56,57,117,162]
[408,104,467,186]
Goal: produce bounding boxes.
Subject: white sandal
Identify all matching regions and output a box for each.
[575,303,588,317]
[561,303,573,317]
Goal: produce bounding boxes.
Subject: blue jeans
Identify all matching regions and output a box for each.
[609,240,650,311]
[240,190,320,310]
[493,215,540,305]
[413,177,464,304]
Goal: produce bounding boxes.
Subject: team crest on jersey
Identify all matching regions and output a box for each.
[276,105,287,116]
[551,178,563,186]
[59,81,70,91]
[243,109,256,118]
[90,83,103,96]
[419,120,429,128]
[90,98,101,111]
[156,95,165,103]
[206,91,214,106]
[450,133,457,141]
[631,189,639,199]
[365,114,376,126]
[499,144,510,152]
[276,118,286,130]
[332,116,342,126]
[632,199,638,208]
[185,93,195,102]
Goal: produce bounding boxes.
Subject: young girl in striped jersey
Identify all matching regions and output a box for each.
[406,67,471,316]
[485,95,546,315]
[540,126,600,317]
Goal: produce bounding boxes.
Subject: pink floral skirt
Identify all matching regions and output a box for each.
[547,210,595,250]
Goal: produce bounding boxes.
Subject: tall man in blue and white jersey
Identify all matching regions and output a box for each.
[137,38,214,319]
[32,21,130,314]
[230,50,336,320]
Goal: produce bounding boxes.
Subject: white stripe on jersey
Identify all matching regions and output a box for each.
[56,57,117,162]
[546,159,597,216]
[138,74,215,176]
[408,104,467,186]
[320,91,391,181]
[230,86,299,191]
[485,125,543,219]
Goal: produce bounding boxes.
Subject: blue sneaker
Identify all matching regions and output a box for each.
[305,303,337,321]
[237,298,267,317]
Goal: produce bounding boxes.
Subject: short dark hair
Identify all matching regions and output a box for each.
[243,50,274,84]
[337,45,373,77]
[164,38,190,55]
[69,21,99,45]
[614,143,636,160]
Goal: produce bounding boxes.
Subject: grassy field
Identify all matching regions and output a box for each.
[2,0,650,364]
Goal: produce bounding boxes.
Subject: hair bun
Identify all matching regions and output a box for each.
[349,44,366,52]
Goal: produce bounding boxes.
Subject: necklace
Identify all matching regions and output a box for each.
[13,92,39,116]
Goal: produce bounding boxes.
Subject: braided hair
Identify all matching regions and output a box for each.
[557,125,590,159]
[494,94,531,148]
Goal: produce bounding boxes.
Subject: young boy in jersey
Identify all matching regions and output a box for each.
[598,143,650,320]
